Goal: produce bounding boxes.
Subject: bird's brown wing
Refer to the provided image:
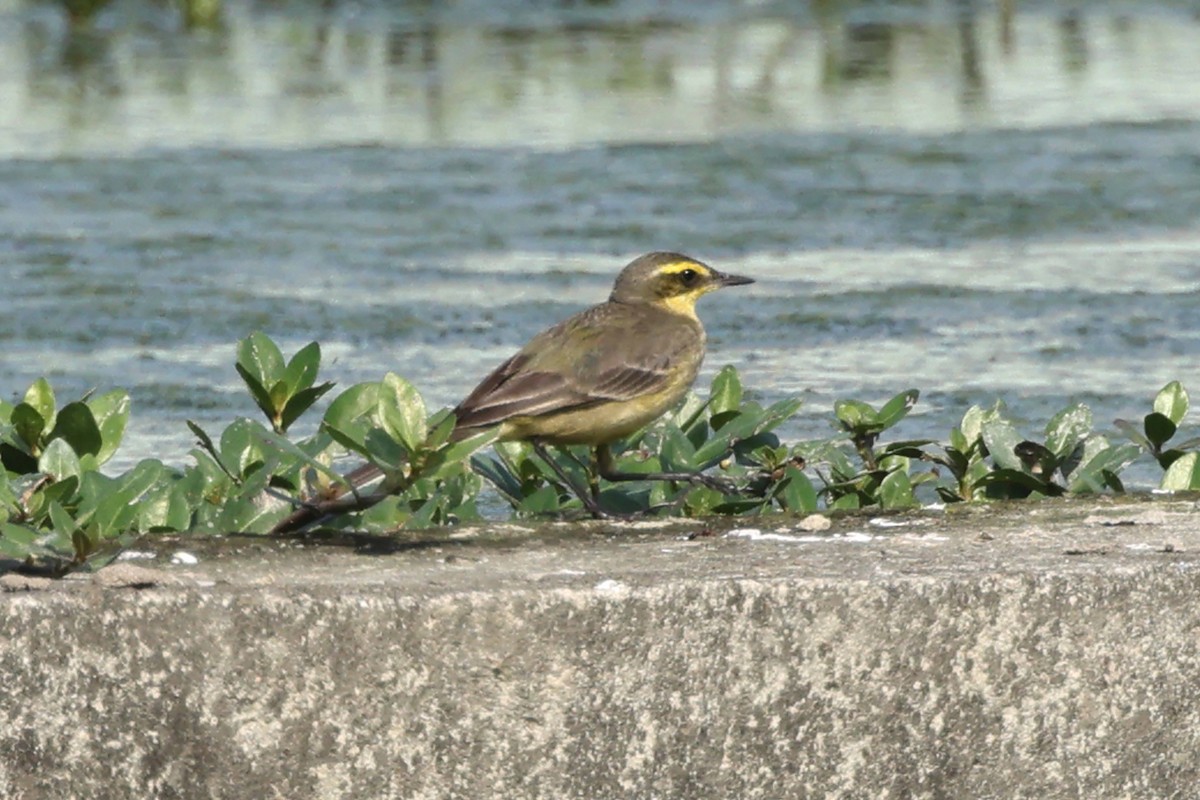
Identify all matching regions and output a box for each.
[452,304,692,433]
[453,359,673,430]
[452,354,591,431]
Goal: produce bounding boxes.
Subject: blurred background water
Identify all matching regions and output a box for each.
[2,0,1199,486]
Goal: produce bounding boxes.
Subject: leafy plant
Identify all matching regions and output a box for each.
[312,373,494,531]
[926,404,994,502]
[796,389,931,510]
[470,366,809,517]
[1116,381,1200,490]
[0,379,130,475]
[235,332,334,434]
[0,378,179,573]
[4,331,1200,578]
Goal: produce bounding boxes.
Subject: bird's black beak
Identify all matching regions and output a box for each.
[715,270,755,288]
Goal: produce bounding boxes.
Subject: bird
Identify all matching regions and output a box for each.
[447,251,753,516]
[273,251,752,530]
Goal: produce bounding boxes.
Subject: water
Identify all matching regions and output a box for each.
[2,0,1200,489]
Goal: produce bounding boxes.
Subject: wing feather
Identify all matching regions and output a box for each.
[452,303,698,435]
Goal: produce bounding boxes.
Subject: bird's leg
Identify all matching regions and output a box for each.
[595,444,737,494]
[531,440,610,519]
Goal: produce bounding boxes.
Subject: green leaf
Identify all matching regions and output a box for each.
[268,379,291,417]
[761,397,804,431]
[86,390,130,466]
[0,522,43,559]
[659,424,697,471]
[137,483,192,532]
[220,418,264,479]
[959,405,987,448]
[0,448,25,478]
[38,438,82,481]
[235,363,276,423]
[518,485,562,515]
[1161,452,1200,491]
[828,493,861,511]
[879,468,915,509]
[708,366,742,416]
[91,460,166,538]
[215,494,287,534]
[879,440,933,460]
[31,476,80,522]
[23,378,56,429]
[379,372,427,451]
[425,409,457,448]
[470,454,524,505]
[236,332,287,426]
[1143,412,1177,451]
[709,409,742,432]
[834,399,878,433]
[1067,443,1140,494]
[47,500,78,536]
[279,382,336,433]
[178,458,223,510]
[48,401,103,458]
[11,403,47,452]
[980,417,1025,472]
[671,391,708,433]
[975,468,1060,498]
[364,429,409,473]
[681,485,722,515]
[322,382,381,455]
[1044,403,1093,460]
[0,472,15,514]
[1153,381,1188,426]
[283,341,322,394]
[948,427,968,455]
[778,466,817,513]
[251,427,346,489]
[877,389,919,430]
[237,331,285,389]
[1113,418,1152,452]
[427,427,501,480]
[357,496,412,532]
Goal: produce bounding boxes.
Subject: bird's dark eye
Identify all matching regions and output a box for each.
[679,268,698,284]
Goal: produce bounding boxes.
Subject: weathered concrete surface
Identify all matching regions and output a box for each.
[2,498,1200,799]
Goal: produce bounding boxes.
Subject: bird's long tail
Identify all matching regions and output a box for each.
[269,419,485,534]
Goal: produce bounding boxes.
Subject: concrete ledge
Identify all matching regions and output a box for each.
[2,499,1200,799]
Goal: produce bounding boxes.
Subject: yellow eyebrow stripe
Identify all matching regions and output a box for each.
[657,261,708,276]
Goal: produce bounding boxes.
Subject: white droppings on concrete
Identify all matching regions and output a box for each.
[626,519,683,530]
[117,551,156,561]
[726,529,877,544]
[171,551,199,565]
[870,517,929,528]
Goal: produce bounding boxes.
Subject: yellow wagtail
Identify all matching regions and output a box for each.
[278,251,752,528]
[449,251,752,516]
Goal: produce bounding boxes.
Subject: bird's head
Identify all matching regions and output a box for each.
[609,252,754,318]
